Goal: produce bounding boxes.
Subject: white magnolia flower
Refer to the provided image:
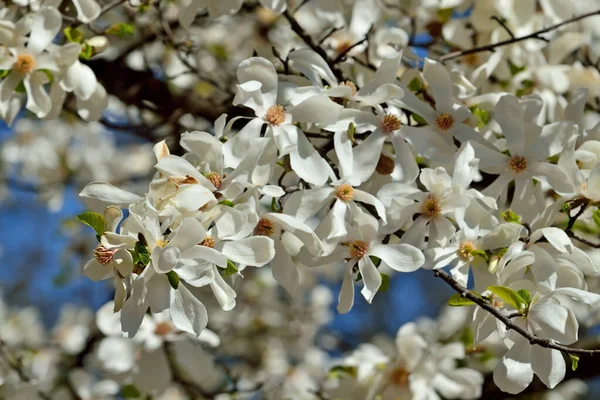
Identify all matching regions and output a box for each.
[493,287,600,394]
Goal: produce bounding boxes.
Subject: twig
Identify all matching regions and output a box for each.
[490,16,515,39]
[332,25,373,64]
[441,9,600,62]
[282,8,345,82]
[433,269,600,356]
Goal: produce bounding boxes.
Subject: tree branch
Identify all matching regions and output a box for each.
[432,269,600,356]
[441,9,600,62]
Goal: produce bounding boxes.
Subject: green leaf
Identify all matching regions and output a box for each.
[407,77,422,92]
[470,249,488,261]
[166,271,180,289]
[347,122,356,142]
[221,260,238,278]
[570,354,579,371]
[64,27,84,43]
[378,273,390,293]
[206,44,228,61]
[487,286,525,310]
[448,293,476,306]
[562,202,570,214]
[270,197,279,212]
[134,241,150,266]
[436,7,454,23]
[219,200,234,207]
[328,365,357,379]
[77,212,105,237]
[412,113,427,126]
[516,289,531,305]
[15,80,26,93]
[501,209,521,223]
[592,210,600,229]
[460,327,474,347]
[121,384,141,398]
[0,70,9,79]
[509,62,526,76]
[469,105,489,127]
[79,43,94,60]
[105,23,135,38]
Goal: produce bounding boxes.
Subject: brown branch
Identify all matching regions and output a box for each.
[433,269,600,356]
[441,9,600,62]
[282,9,345,82]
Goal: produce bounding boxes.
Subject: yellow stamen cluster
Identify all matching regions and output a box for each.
[155,239,169,248]
[349,240,369,259]
[435,112,455,132]
[253,217,275,237]
[382,114,402,133]
[14,54,35,74]
[335,184,355,202]
[265,105,286,126]
[508,155,528,174]
[201,236,215,248]
[458,241,476,261]
[422,196,441,218]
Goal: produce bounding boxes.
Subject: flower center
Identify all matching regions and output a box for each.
[335,184,354,202]
[205,171,222,189]
[253,217,275,237]
[382,113,402,133]
[508,155,528,174]
[265,105,286,126]
[340,81,357,96]
[376,154,395,175]
[349,240,369,259]
[421,196,441,218]
[435,112,454,132]
[201,236,215,248]
[458,241,476,261]
[492,295,504,309]
[14,54,36,74]
[154,322,174,337]
[94,244,116,266]
[389,366,410,386]
[155,239,169,248]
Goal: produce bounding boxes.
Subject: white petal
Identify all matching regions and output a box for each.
[423,58,454,112]
[83,259,111,281]
[24,72,51,118]
[358,256,382,303]
[337,262,356,314]
[210,268,237,311]
[288,95,343,125]
[530,227,573,254]
[351,130,386,184]
[151,246,181,274]
[531,347,565,389]
[290,131,334,186]
[72,0,101,23]
[529,301,577,344]
[77,83,108,121]
[170,284,207,336]
[370,243,424,272]
[220,236,275,267]
[493,337,534,394]
[80,181,141,206]
[495,95,525,156]
[271,239,300,296]
[169,217,205,251]
[283,187,333,221]
[28,6,62,53]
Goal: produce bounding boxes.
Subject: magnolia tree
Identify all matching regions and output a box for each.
[3,0,600,398]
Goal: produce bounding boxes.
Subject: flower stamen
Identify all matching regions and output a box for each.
[14,54,36,74]
[200,236,215,248]
[253,217,275,237]
[508,155,528,174]
[382,114,402,133]
[349,240,369,259]
[421,196,441,218]
[335,184,355,202]
[435,112,455,132]
[94,244,115,266]
[265,105,286,126]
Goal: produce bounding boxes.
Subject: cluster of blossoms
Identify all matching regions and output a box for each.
[4,0,600,398]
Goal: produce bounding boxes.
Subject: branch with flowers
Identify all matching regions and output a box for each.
[5,0,600,399]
